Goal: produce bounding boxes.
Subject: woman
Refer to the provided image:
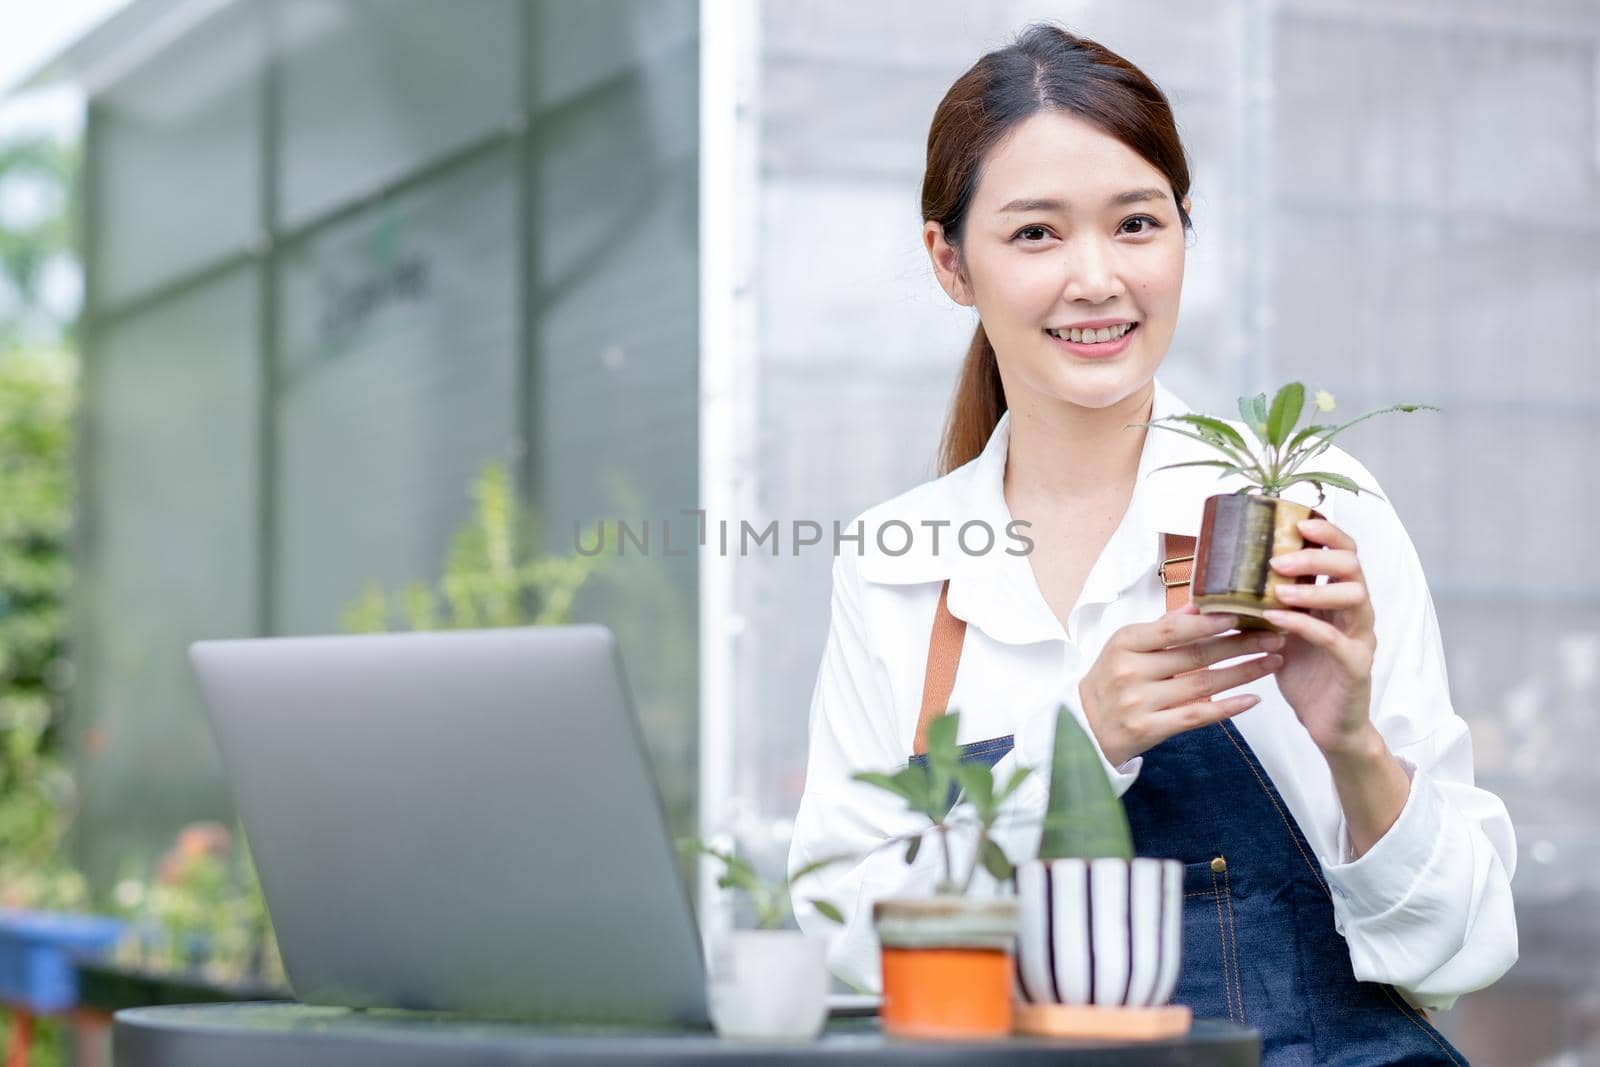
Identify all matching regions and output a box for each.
[787,23,1516,1066]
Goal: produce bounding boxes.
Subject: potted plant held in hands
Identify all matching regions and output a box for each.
[1013,708,1188,1039]
[1132,382,1435,629]
[678,840,846,1042]
[852,712,1032,1041]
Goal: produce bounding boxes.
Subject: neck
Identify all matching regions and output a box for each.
[1003,384,1155,506]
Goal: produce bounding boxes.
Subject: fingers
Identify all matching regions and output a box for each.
[1294,516,1354,551]
[1263,608,1374,669]
[1161,649,1282,707]
[1148,629,1285,679]
[1272,581,1367,611]
[1147,692,1263,741]
[1269,547,1359,580]
[1124,604,1242,654]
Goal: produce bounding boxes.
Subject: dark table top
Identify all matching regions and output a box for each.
[114,1002,1260,1066]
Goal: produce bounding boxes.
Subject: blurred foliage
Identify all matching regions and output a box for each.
[108,821,285,990]
[0,135,79,353]
[0,125,81,1066]
[342,462,601,633]
[0,348,83,912]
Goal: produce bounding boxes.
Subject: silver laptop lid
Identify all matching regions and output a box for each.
[189,625,707,1026]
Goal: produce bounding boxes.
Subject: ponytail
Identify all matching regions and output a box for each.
[937,322,1007,475]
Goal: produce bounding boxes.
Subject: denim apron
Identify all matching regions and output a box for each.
[910,573,1469,1066]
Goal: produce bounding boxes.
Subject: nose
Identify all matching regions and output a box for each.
[1059,235,1125,305]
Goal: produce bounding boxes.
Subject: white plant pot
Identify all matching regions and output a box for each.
[1014,857,1183,1007]
[707,930,829,1042]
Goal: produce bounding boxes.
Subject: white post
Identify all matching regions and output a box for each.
[697,0,762,952]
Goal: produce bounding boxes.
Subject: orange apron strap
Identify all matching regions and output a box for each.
[1160,532,1196,613]
[912,579,966,756]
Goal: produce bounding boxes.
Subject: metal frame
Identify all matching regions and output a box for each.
[257,0,279,637]
[696,0,760,942]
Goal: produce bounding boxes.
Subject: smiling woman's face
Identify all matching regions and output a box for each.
[925,109,1191,414]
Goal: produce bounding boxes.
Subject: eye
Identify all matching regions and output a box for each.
[1012,224,1053,243]
[1121,214,1163,235]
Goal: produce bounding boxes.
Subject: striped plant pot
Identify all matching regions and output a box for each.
[1014,858,1182,1008]
[1192,493,1325,631]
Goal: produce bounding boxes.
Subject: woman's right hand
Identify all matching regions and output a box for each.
[1080,603,1286,768]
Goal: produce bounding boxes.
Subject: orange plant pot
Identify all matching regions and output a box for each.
[873,897,1018,1041]
[880,946,1013,1040]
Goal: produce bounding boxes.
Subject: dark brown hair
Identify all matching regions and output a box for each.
[925,23,1195,474]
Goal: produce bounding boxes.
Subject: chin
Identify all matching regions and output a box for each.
[1037,370,1153,413]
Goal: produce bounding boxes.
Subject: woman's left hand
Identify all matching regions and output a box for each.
[1261,516,1379,759]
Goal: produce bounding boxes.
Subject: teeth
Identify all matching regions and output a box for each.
[1049,322,1134,343]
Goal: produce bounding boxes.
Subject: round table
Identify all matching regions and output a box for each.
[114,1003,1260,1066]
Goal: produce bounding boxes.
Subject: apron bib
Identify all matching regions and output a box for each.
[904,534,1467,1066]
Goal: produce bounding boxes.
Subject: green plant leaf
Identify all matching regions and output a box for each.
[810,899,845,924]
[954,761,995,819]
[1137,422,1264,474]
[1277,436,1340,481]
[904,835,922,864]
[1171,413,1253,454]
[720,855,762,893]
[997,766,1032,803]
[980,838,1013,881]
[1135,415,1256,462]
[1278,471,1385,502]
[1238,393,1269,443]
[1148,459,1260,480]
[1036,706,1134,861]
[679,840,750,884]
[1276,403,1436,484]
[922,712,961,818]
[852,770,922,806]
[925,712,960,759]
[1266,382,1306,448]
[1326,403,1439,441]
[789,851,858,886]
[1283,422,1334,456]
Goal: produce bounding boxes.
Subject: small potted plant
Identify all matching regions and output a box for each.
[678,840,846,1042]
[1132,382,1435,629]
[852,712,1032,1041]
[1013,708,1187,1039]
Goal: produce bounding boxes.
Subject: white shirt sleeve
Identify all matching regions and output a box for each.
[1318,482,1518,1011]
[786,554,981,992]
[1012,691,1144,802]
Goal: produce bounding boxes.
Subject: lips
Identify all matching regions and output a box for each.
[1044,321,1139,359]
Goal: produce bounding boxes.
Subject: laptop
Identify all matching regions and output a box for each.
[189,625,709,1026]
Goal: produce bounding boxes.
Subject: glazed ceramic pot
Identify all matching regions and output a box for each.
[1013,858,1183,1008]
[707,930,829,1041]
[873,897,1018,1040]
[1192,493,1325,631]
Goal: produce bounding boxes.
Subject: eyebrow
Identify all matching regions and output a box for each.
[997,188,1169,214]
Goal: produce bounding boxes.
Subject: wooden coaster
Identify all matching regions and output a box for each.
[1013,1002,1193,1041]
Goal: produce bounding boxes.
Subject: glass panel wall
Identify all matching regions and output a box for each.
[277,0,521,227]
[75,269,260,884]
[74,0,702,890]
[527,0,701,835]
[94,3,264,308]
[275,149,519,634]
